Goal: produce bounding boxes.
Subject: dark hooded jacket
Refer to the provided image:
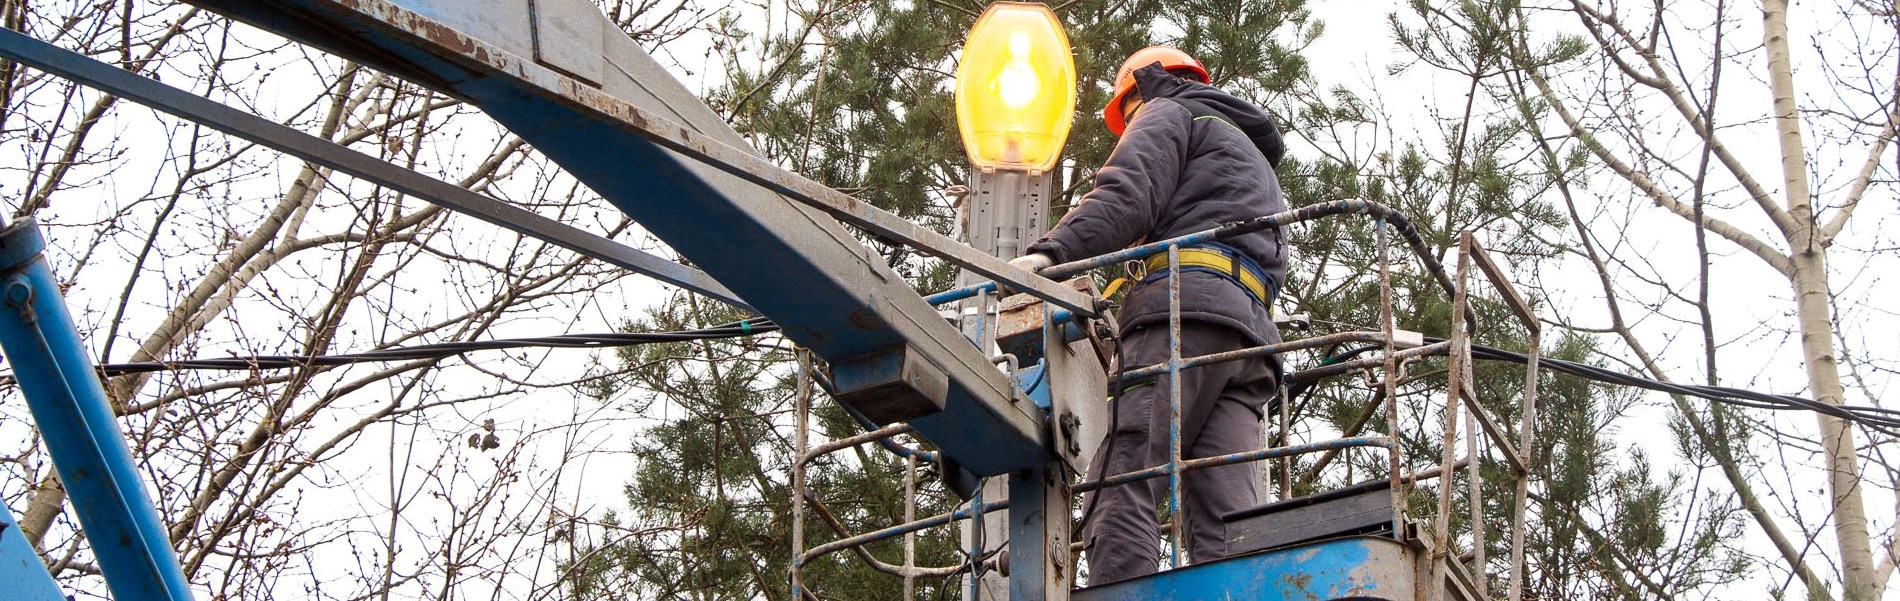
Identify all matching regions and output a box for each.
[1027,63,1289,348]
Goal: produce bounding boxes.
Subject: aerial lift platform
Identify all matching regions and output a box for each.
[0,1,1542,599]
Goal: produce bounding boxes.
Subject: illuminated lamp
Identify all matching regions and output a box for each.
[953,2,1075,172]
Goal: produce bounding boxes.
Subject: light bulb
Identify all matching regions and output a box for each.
[995,32,1041,109]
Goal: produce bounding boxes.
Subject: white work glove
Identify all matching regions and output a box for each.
[1009,252,1055,274]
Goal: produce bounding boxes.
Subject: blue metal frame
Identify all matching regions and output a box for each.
[0,501,66,600]
[1072,537,1411,601]
[178,0,1048,477]
[0,219,194,600]
[1006,462,1068,600]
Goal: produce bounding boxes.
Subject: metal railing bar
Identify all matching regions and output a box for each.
[1038,200,1456,301]
[1507,330,1541,601]
[804,492,963,578]
[1462,234,1538,333]
[800,501,1011,563]
[1283,341,1454,386]
[1460,232,1540,600]
[1430,244,1473,596]
[925,283,991,307]
[923,199,1459,312]
[1073,436,1394,494]
[1115,331,1390,382]
[1459,380,1529,477]
[799,423,916,465]
[791,351,812,600]
[1467,408,1487,598]
[1376,219,1410,549]
[1277,375,1293,500]
[1166,245,1186,566]
[903,454,919,600]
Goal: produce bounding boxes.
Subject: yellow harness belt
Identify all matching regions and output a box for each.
[1142,247,1273,306]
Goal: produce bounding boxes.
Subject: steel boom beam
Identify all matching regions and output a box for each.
[174,0,1049,474]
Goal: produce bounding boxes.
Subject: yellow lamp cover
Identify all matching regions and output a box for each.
[954,2,1076,172]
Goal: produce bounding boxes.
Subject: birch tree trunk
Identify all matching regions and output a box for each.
[1763,1,1875,597]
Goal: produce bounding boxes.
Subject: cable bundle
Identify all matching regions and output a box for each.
[1296,339,1900,438]
[1449,339,1900,437]
[18,314,1890,439]
[81,318,777,377]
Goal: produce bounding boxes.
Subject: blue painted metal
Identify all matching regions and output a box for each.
[926,283,992,306]
[1074,536,1414,600]
[1017,361,1051,411]
[173,0,1046,477]
[1165,245,1185,566]
[0,219,194,600]
[827,345,953,424]
[1006,462,1070,601]
[966,479,984,600]
[0,505,66,600]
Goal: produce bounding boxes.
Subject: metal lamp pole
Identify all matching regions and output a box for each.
[949,4,1077,600]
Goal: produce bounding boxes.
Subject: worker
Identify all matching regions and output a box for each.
[1008,46,1288,584]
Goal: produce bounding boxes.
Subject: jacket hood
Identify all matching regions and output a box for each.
[1131,63,1286,167]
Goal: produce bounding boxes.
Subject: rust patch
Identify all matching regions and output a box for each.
[397,10,476,55]
[1279,570,1318,600]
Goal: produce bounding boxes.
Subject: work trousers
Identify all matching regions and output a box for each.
[1082,321,1277,585]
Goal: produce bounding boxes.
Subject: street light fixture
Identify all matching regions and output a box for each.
[953,1,1076,173]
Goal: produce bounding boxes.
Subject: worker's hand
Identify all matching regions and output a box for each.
[1008,252,1055,275]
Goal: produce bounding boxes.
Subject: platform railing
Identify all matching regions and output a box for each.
[1433,231,1541,600]
[788,201,1542,601]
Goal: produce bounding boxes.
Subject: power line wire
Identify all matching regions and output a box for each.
[1316,339,1900,437]
[14,318,778,379]
[19,316,1888,437]
[1451,339,1900,437]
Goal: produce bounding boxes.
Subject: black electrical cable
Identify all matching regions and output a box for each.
[1300,338,1900,437]
[1449,339,1900,436]
[1279,344,1382,426]
[50,317,779,378]
[50,304,1896,437]
[99,315,1893,435]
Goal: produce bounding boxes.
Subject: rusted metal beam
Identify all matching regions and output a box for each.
[1461,232,1538,332]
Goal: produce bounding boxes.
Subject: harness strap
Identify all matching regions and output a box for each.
[1140,245,1278,311]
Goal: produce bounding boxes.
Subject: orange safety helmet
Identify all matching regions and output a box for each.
[1103,46,1210,135]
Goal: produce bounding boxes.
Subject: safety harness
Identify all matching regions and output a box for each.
[1139,241,1279,312]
